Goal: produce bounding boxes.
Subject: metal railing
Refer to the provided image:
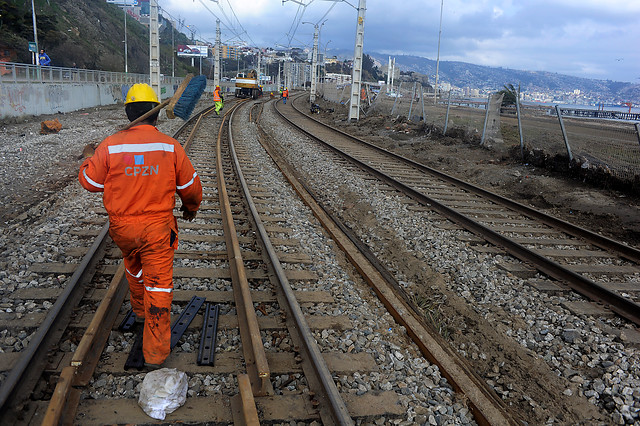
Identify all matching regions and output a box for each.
[0,61,183,86]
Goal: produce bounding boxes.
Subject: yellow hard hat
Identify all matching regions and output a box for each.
[125,84,159,105]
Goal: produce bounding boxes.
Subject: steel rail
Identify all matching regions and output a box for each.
[215,101,272,396]
[266,99,518,425]
[229,101,354,425]
[292,95,640,264]
[41,264,128,426]
[0,225,109,421]
[3,105,216,424]
[278,97,640,327]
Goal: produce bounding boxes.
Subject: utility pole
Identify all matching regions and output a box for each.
[391,58,395,90]
[214,19,221,87]
[123,4,128,73]
[386,56,391,93]
[189,27,195,68]
[149,0,161,99]
[434,0,444,104]
[348,0,366,121]
[310,24,319,103]
[277,61,281,90]
[30,0,39,65]
[284,62,289,90]
[171,19,175,77]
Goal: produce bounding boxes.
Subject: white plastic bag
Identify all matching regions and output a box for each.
[138,368,188,420]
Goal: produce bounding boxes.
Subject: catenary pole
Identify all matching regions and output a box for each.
[390,58,395,92]
[310,24,319,103]
[214,19,221,88]
[386,56,391,93]
[171,19,175,77]
[277,61,281,90]
[149,0,161,98]
[123,4,128,73]
[434,0,444,104]
[348,0,366,121]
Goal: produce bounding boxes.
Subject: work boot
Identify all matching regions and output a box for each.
[144,362,163,370]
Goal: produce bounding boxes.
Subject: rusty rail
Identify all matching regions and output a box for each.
[232,101,354,425]
[282,95,640,327]
[216,101,272,396]
[262,102,520,425]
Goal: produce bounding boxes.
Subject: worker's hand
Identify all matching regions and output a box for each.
[180,205,197,221]
[82,143,95,159]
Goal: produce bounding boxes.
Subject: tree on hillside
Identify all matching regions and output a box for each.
[326,61,349,74]
[498,83,520,106]
[362,53,382,82]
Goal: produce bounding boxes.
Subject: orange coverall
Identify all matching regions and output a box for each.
[78,124,202,364]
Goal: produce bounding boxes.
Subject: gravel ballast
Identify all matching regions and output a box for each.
[0,100,638,424]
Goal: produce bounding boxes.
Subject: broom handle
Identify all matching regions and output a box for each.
[122,74,193,130]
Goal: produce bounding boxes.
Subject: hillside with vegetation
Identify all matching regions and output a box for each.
[0,0,197,76]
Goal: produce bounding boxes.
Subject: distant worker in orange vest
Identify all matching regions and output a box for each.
[213,85,224,115]
[282,87,289,104]
[78,83,202,367]
[360,86,366,102]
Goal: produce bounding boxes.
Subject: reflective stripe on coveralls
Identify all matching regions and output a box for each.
[126,267,144,283]
[82,169,104,190]
[178,172,198,190]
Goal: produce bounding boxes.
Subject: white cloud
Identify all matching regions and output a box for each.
[156,0,640,82]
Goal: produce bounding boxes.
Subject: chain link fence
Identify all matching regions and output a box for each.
[319,82,640,185]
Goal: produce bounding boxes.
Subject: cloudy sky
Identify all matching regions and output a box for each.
[157,0,640,83]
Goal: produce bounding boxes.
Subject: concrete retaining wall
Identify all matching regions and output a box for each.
[0,81,283,119]
[0,82,182,119]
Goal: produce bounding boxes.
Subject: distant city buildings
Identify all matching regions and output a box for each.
[221,45,239,60]
[325,73,352,84]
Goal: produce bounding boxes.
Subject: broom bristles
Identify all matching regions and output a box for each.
[173,75,207,120]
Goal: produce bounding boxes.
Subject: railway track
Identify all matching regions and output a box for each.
[0,97,527,424]
[277,94,640,328]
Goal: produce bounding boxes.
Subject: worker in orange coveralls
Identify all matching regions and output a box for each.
[78,83,202,367]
